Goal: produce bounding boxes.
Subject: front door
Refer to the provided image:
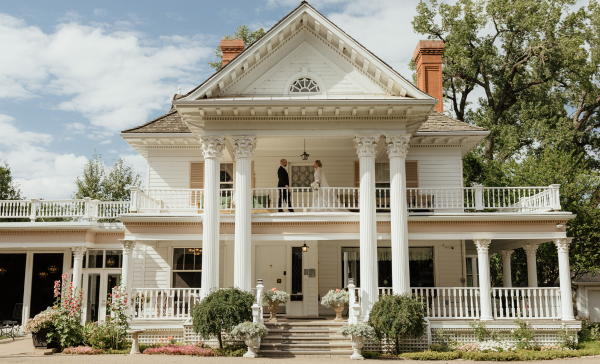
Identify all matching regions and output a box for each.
[255,246,286,313]
[85,272,120,322]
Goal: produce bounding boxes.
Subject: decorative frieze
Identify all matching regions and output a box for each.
[386,135,411,158]
[199,137,225,159]
[354,135,381,158]
[231,137,257,159]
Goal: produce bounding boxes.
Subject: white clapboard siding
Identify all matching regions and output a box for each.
[141,246,170,288]
[147,149,204,190]
[406,147,463,188]
[318,244,339,316]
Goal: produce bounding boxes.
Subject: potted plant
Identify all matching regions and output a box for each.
[321,289,350,322]
[231,321,269,358]
[25,308,59,348]
[338,323,376,360]
[262,288,290,322]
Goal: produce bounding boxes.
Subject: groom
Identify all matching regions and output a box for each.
[277,159,294,213]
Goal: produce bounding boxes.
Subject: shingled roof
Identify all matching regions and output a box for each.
[122,108,486,134]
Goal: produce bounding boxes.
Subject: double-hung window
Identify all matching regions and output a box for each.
[172,248,202,288]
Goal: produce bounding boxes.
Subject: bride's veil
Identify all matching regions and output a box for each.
[317,167,330,188]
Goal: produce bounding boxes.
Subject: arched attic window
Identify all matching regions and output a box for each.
[289,77,321,93]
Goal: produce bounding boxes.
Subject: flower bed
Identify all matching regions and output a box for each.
[63,346,103,355]
[143,343,214,356]
[399,348,600,361]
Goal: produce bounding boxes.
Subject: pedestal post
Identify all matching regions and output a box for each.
[200,137,225,298]
[474,239,493,320]
[386,135,411,295]
[523,244,539,287]
[232,137,257,292]
[354,135,380,320]
[554,238,574,320]
[500,250,513,288]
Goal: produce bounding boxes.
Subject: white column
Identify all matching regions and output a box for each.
[232,136,257,292]
[120,240,136,292]
[500,250,513,288]
[200,137,225,298]
[71,247,87,292]
[554,238,574,320]
[386,135,411,295]
[523,244,539,287]
[354,135,380,320]
[474,239,493,320]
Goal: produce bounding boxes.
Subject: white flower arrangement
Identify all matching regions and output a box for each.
[262,288,290,304]
[320,289,349,308]
[479,340,516,352]
[338,323,376,339]
[310,181,320,190]
[231,321,268,341]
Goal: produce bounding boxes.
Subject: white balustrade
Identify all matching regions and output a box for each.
[130,288,201,319]
[96,201,131,219]
[412,287,481,319]
[251,187,359,212]
[37,199,87,218]
[132,188,204,212]
[492,287,561,319]
[0,200,33,219]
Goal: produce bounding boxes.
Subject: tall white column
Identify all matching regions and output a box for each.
[500,249,513,288]
[474,239,493,320]
[522,244,538,287]
[554,238,574,320]
[71,247,87,291]
[200,137,225,298]
[354,135,380,320]
[120,240,136,291]
[386,135,411,295]
[232,136,257,292]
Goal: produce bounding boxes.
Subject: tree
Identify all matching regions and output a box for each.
[208,25,266,71]
[368,294,427,354]
[0,160,22,200]
[191,288,255,348]
[73,151,142,201]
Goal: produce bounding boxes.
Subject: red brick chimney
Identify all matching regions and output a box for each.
[220,39,245,67]
[413,40,444,113]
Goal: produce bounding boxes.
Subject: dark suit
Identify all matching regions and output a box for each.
[278,166,294,212]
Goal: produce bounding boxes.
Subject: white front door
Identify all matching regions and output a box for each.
[84,272,120,322]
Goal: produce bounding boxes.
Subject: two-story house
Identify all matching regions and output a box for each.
[0,1,578,353]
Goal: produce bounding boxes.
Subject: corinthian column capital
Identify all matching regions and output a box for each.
[72,247,87,260]
[120,240,137,253]
[500,249,513,260]
[231,136,257,159]
[523,244,539,257]
[474,239,491,253]
[199,137,225,159]
[554,238,572,253]
[385,135,411,158]
[354,135,381,158]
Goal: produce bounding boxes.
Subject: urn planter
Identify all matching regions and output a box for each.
[333,303,345,322]
[350,334,365,360]
[268,301,280,322]
[243,337,260,358]
[32,329,56,349]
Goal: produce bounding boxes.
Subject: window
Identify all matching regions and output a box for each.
[83,250,122,269]
[291,165,315,188]
[375,163,390,188]
[341,247,434,288]
[172,248,202,288]
[220,163,233,189]
[289,77,320,93]
[87,250,104,268]
[466,257,479,287]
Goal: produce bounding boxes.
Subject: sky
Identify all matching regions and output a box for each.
[0,0,435,199]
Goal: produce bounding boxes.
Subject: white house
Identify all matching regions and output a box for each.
[0,1,579,353]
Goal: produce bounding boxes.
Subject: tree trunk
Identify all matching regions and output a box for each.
[217,332,223,348]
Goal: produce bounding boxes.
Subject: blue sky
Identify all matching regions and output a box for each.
[0,0,429,199]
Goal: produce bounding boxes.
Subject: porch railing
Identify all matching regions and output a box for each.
[0,198,130,221]
[130,187,235,213]
[492,287,561,319]
[251,187,359,212]
[130,288,201,319]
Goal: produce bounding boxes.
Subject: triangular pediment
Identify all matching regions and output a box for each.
[180,2,433,102]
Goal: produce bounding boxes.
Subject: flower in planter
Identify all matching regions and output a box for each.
[231,321,269,341]
[320,289,350,308]
[338,323,376,339]
[262,288,290,304]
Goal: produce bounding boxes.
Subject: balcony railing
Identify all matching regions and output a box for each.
[130,288,200,319]
[0,198,130,221]
[492,287,561,319]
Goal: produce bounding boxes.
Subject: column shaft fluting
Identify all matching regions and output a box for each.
[475,239,493,320]
[500,250,513,288]
[555,238,574,320]
[523,244,539,287]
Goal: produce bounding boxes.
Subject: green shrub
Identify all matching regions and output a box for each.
[214,344,248,357]
[368,293,426,354]
[510,317,535,349]
[85,284,130,350]
[399,350,460,360]
[191,287,254,348]
[361,351,381,359]
[579,317,600,342]
[469,320,501,341]
[430,329,455,352]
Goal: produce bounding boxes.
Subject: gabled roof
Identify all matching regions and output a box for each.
[179,1,433,101]
[418,111,487,133]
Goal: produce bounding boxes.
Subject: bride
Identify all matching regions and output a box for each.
[312,160,338,211]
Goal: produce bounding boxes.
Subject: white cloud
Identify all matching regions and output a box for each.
[64,122,86,134]
[0,14,214,137]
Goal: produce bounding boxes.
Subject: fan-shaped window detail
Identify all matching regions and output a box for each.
[289,77,321,93]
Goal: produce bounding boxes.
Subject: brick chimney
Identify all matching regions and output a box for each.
[220,39,245,67]
[413,40,444,113]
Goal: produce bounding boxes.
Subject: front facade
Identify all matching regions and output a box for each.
[0,2,579,345]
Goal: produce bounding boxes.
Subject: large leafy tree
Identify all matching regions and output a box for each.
[413,0,600,284]
[73,151,142,201]
[0,160,22,200]
[208,25,265,71]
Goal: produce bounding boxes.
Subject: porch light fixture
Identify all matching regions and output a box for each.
[194,248,201,256]
[300,139,310,161]
[0,267,6,275]
[38,272,48,278]
[302,243,309,253]
[106,258,115,267]
[48,265,59,274]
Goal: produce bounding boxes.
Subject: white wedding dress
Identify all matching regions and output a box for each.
[313,167,337,211]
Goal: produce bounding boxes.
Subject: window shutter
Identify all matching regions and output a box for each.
[251,161,255,188]
[190,162,204,189]
[405,161,419,188]
[353,161,360,187]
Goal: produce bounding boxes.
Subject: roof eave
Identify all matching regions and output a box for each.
[174,98,437,107]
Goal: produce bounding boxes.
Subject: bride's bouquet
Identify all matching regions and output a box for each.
[310,181,320,190]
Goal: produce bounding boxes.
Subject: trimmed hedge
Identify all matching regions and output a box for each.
[399,349,600,361]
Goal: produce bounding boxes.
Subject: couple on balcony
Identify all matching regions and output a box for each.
[278,159,337,212]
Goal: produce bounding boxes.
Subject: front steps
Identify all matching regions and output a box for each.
[260,320,352,357]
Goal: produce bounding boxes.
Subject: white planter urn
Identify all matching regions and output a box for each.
[243,337,260,358]
[350,334,365,360]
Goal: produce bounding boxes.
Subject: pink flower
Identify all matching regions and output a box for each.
[271,288,277,291]
[335,289,340,292]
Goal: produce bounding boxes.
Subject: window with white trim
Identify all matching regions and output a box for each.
[172,248,202,288]
[289,77,321,93]
[466,256,479,287]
